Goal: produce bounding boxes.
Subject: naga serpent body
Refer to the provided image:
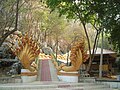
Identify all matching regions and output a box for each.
[51,39,88,72]
[8,33,40,72]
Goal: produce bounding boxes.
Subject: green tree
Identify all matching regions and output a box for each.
[19,0,68,54]
[45,0,102,72]
[45,0,120,73]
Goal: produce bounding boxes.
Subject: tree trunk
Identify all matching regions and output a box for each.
[74,4,92,73]
[86,31,99,73]
[81,22,92,73]
[66,44,70,66]
[55,37,58,63]
[87,24,101,73]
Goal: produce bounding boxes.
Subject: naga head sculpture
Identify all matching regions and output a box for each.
[7,32,40,72]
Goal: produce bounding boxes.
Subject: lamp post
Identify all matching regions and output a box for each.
[99,30,103,78]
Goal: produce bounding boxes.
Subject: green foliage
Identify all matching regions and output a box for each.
[46,0,98,24]
[92,0,120,52]
[46,0,120,52]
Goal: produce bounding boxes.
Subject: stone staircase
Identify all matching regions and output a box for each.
[0,60,115,90]
[0,81,113,90]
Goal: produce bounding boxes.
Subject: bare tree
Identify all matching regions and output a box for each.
[0,0,20,46]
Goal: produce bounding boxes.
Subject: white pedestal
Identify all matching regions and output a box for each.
[57,71,79,82]
[117,75,120,81]
[21,75,37,83]
[21,69,37,83]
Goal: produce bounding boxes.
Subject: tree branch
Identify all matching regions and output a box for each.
[0,0,20,46]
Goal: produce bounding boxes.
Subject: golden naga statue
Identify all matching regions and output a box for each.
[51,39,88,72]
[7,32,40,72]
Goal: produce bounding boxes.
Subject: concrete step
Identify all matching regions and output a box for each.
[0,81,112,90]
[0,87,112,90]
[79,77,96,83]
